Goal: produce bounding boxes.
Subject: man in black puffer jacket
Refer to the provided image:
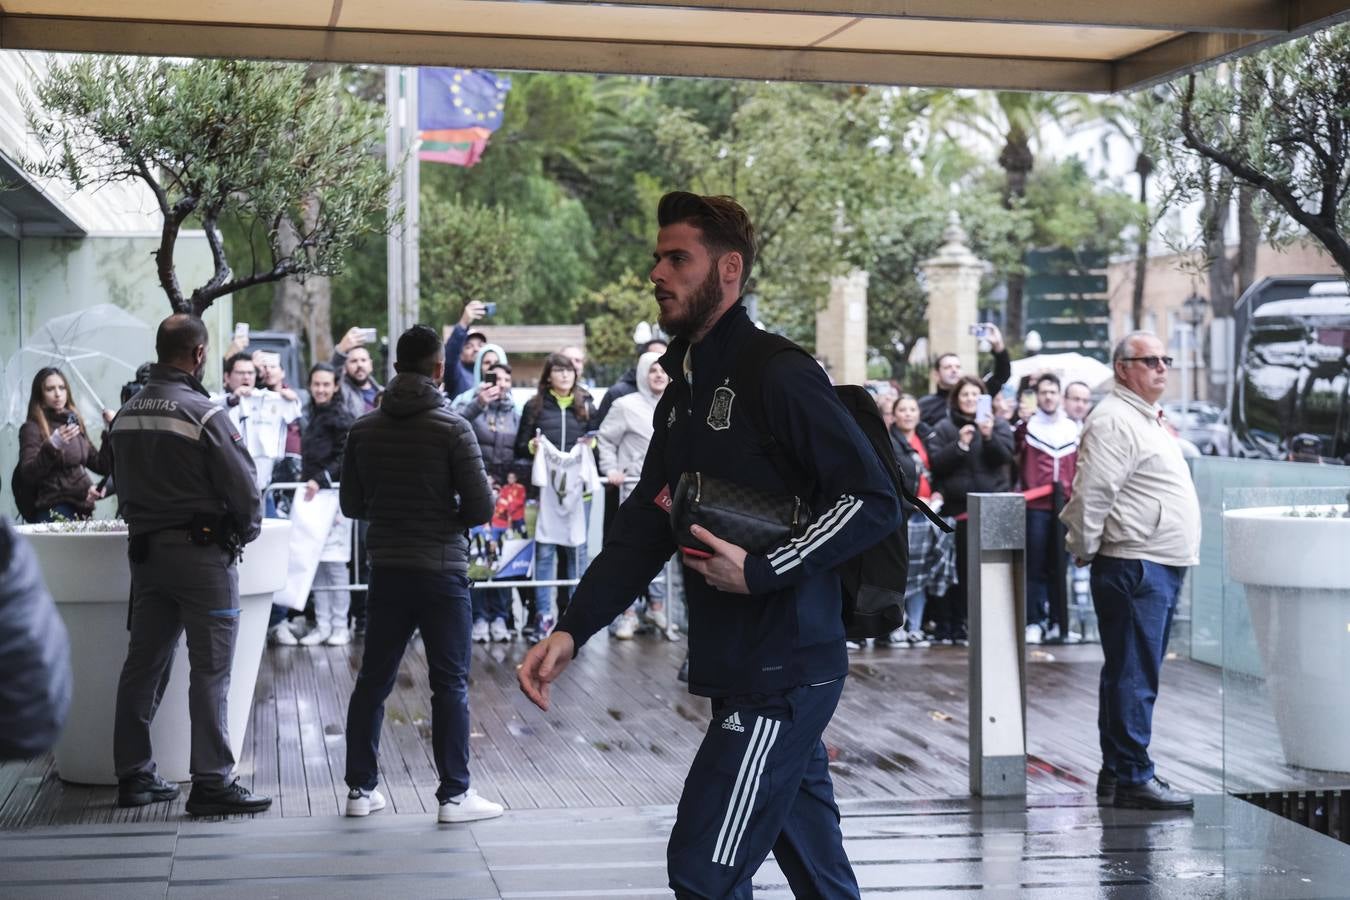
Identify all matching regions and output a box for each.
[339,325,501,823]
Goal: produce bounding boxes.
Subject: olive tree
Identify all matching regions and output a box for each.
[24,56,396,317]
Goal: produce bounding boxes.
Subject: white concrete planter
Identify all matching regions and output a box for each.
[1224,505,1350,773]
[18,519,290,785]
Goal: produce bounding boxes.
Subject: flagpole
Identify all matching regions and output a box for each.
[385,66,420,377]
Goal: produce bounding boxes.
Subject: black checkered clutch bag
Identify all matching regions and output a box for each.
[670,472,810,558]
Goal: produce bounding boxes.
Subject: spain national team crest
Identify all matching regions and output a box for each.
[707,382,735,431]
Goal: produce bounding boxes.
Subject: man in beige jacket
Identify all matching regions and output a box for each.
[1061,331,1200,811]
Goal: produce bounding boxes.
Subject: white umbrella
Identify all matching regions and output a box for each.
[3,305,153,428]
[1008,352,1113,391]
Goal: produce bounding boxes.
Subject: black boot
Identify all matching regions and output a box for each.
[1095,768,1116,805]
[676,654,689,684]
[1113,776,1193,810]
[185,779,273,816]
[118,772,181,808]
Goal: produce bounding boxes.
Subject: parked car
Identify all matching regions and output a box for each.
[1162,401,1230,456]
[1232,281,1350,464]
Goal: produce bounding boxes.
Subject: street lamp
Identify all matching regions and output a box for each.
[1179,292,1208,417]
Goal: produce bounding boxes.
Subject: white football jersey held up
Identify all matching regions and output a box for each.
[531,435,600,547]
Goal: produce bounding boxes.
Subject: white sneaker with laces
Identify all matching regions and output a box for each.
[645,606,669,631]
[326,628,351,646]
[489,618,510,643]
[884,627,909,647]
[613,614,637,640]
[1026,623,1044,645]
[437,788,503,823]
[299,626,331,646]
[906,630,932,649]
[471,620,490,643]
[268,622,298,646]
[345,787,386,817]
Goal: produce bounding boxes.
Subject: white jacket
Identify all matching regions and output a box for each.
[597,351,663,501]
[1060,384,1201,567]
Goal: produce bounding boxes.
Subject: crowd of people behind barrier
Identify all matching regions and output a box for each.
[8,304,1117,654]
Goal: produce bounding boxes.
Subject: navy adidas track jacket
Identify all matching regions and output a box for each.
[556,303,901,698]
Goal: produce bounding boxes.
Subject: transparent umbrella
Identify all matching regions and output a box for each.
[3,305,154,429]
[1009,352,1114,392]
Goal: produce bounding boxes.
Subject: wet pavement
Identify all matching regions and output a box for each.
[2,793,1348,898]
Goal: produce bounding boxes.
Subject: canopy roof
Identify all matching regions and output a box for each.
[0,1,1346,93]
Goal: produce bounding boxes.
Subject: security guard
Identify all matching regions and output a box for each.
[109,314,270,816]
[519,193,901,898]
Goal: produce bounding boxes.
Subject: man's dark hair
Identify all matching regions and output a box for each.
[1035,372,1061,390]
[657,192,757,291]
[642,339,669,354]
[933,352,960,371]
[156,314,209,363]
[224,352,254,376]
[394,324,444,377]
[487,362,512,374]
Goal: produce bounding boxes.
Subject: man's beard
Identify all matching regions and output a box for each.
[658,264,724,339]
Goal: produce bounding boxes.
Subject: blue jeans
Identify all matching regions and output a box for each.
[472,587,511,624]
[1090,555,1184,786]
[1026,509,1067,631]
[345,567,473,803]
[533,540,589,621]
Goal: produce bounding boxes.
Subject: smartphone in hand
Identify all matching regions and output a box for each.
[968,324,989,338]
[483,302,498,317]
[975,395,993,423]
[357,327,378,344]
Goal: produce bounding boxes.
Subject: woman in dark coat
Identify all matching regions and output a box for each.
[926,375,1015,643]
[16,368,113,522]
[513,352,597,641]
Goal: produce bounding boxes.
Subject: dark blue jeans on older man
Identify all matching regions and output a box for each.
[1090,555,1185,787]
[345,567,473,803]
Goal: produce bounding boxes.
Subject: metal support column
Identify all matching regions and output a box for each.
[968,492,1028,797]
[385,65,419,377]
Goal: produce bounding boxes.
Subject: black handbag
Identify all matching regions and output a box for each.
[670,472,810,558]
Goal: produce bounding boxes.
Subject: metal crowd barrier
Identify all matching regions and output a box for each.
[262,480,683,641]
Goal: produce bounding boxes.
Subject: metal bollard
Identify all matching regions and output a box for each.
[967,492,1028,798]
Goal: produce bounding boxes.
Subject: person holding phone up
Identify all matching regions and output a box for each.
[16,368,115,522]
[926,375,1014,645]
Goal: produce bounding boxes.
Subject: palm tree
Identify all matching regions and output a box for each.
[927,90,1096,340]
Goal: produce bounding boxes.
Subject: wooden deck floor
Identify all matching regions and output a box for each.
[3,634,1346,829]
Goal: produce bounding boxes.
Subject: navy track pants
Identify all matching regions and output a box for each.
[668,679,860,899]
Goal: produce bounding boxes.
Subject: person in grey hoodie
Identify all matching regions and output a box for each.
[597,351,671,637]
[339,325,502,824]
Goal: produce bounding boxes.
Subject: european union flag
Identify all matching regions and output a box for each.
[418,68,510,132]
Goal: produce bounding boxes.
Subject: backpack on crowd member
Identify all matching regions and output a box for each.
[10,462,39,523]
[735,331,951,641]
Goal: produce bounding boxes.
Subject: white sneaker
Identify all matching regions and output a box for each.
[471,620,490,643]
[1026,623,1044,645]
[326,628,351,646]
[437,788,503,823]
[345,787,386,817]
[884,627,909,647]
[613,614,637,640]
[907,630,932,649]
[645,606,669,631]
[268,622,298,646]
[489,618,510,643]
[299,626,331,646]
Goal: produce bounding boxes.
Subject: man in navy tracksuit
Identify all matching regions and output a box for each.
[519,192,900,899]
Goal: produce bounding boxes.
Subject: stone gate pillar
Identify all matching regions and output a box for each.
[814,269,869,386]
[921,213,984,390]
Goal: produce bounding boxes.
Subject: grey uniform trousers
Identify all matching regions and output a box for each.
[113,533,240,785]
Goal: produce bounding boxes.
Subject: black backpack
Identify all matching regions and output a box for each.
[734,331,952,640]
[10,461,39,524]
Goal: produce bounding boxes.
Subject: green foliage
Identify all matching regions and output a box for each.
[24,57,396,317]
[572,271,659,370]
[419,196,530,326]
[1148,24,1350,275]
